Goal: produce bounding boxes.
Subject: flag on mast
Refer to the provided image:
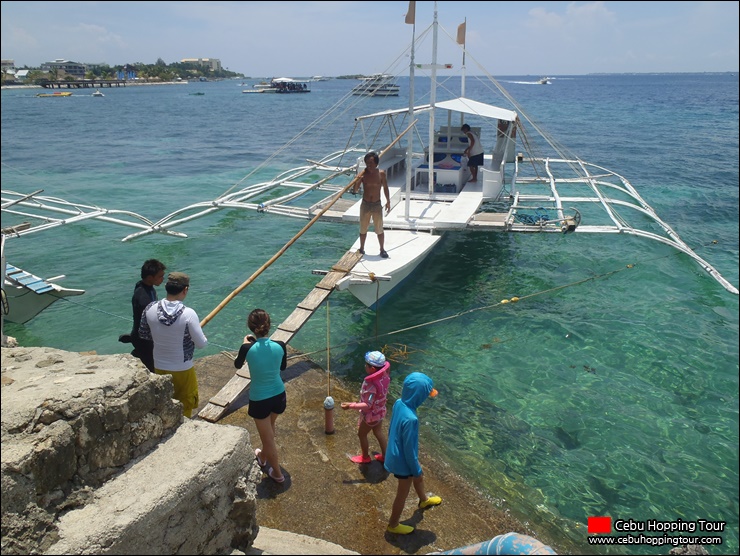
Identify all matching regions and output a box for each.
[457,21,466,45]
[405,1,416,25]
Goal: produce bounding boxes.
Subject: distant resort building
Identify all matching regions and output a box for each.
[181,58,222,72]
[40,59,87,79]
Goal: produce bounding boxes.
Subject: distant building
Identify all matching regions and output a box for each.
[1,59,15,72]
[40,59,86,79]
[181,58,222,72]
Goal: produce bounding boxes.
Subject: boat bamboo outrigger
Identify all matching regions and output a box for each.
[2,2,737,315]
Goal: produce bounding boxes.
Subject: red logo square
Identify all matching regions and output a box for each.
[588,516,612,534]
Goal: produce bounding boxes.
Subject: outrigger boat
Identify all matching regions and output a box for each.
[3,3,737,312]
[1,225,84,331]
[0,190,187,340]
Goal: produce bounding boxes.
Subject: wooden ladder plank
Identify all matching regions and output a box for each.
[197,249,362,423]
[297,287,333,311]
[209,374,251,407]
[278,307,314,334]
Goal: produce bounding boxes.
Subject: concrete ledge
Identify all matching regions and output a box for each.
[47,419,257,554]
[245,527,359,555]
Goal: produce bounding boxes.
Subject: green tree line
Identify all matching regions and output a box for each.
[2,58,243,85]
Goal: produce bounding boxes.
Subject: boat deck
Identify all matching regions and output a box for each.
[5,264,56,294]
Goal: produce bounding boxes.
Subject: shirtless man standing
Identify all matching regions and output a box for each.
[352,151,391,258]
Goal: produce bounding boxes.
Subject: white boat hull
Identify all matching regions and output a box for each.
[3,281,85,324]
[336,230,442,309]
[3,263,85,324]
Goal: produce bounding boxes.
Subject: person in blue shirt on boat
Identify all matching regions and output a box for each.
[461,123,484,183]
[234,308,288,484]
[352,151,391,258]
[384,372,442,534]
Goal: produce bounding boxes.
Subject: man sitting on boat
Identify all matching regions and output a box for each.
[352,151,391,258]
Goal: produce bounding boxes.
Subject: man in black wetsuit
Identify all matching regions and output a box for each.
[119,259,166,372]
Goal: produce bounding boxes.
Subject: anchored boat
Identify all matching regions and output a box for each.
[3,4,737,313]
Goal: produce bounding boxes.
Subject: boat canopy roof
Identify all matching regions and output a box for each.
[356,97,517,123]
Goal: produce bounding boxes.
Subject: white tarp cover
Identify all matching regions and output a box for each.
[355,97,517,122]
[435,98,517,122]
[273,77,309,83]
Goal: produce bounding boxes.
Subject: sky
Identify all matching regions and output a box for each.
[1,1,738,77]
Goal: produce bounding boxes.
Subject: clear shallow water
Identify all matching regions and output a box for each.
[2,73,738,554]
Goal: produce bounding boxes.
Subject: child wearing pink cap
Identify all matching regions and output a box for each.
[341,350,391,464]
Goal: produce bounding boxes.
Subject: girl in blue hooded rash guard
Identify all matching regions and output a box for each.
[384,372,442,535]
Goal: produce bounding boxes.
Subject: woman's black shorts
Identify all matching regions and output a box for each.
[248,391,287,420]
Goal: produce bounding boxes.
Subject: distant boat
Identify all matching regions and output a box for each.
[243,77,311,94]
[92,89,105,97]
[351,74,400,97]
[189,92,205,96]
[311,75,330,81]
[538,77,551,85]
[36,91,73,98]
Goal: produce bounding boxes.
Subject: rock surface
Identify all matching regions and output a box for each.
[1,347,258,555]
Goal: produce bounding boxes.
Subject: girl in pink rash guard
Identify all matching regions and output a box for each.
[341,350,391,464]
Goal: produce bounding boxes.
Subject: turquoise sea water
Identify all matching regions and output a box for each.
[2,73,738,554]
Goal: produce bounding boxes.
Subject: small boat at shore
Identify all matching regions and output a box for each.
[0,189,181,335]
[36,91,72,98]
[1,229,84,326]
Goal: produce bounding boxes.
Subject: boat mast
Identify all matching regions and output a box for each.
[404,1,416,220]
[426,2,439,198]
[459,18,466,127]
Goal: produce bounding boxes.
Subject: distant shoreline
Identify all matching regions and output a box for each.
[1,81,189,90]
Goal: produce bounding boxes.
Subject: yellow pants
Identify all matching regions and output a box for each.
[155,367,199,418]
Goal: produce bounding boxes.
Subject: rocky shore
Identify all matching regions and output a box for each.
[2,344,570,555]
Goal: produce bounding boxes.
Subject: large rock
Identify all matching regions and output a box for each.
[46,419,258,555]
[1,347,258,555]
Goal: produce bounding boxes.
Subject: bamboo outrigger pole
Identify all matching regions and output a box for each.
[200,119,418,327]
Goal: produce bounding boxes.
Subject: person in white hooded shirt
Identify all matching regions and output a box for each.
[139,272,207,417]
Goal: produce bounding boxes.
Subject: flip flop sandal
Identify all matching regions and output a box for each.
[254,448,267,468]
[267,466,285,484]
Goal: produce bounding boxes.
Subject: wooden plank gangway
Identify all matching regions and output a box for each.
[198,249,362,422]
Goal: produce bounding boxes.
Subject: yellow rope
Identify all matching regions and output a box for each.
[288,261,646,362]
